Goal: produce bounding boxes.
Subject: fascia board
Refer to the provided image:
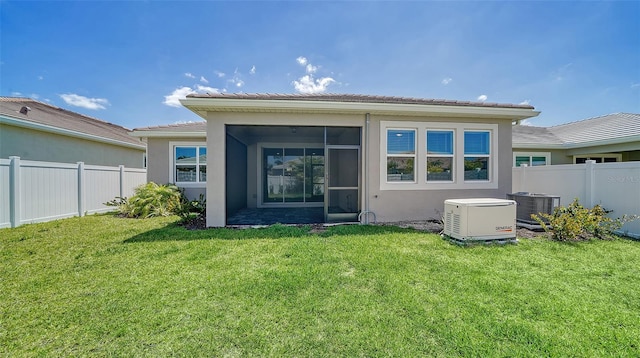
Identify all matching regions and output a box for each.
[1,115,146,150]
[514,135,640,150]
[180,98,540,121]
[512,143,566,149]
[561,135,640,149]
[129,130,206,138]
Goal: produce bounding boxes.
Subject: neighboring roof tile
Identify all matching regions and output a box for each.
[549,113,640,144]
[0,97,144,147]
[513,112,640,148]
[133,121,206,132]
[512,125,563,146]
[186,93,536,110]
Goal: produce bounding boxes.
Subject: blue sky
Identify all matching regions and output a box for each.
[1,1,639,129]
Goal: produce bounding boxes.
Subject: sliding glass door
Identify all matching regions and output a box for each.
[263,147,324,204]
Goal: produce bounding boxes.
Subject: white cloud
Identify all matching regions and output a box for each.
[200,76,209,84]
[477,94,488,102]
[195,85,219,93]
[11,91,22,97]
[163,87,195,107]
[292,56,335,94]
[185,72,195,79]
[519,119,534,126]
[441,77,452,85]
[306,64,318,74]
[214,70,225,78]
[227,69,245,88]
[163,85,220,107]
[31,93,40,99]
[631,83,640,89]
[293,75,335,94]
[519,99,531,105]
[38,75,44,80]
[250,65,256,75]
[297,56,318,74]
[60,93,109,110]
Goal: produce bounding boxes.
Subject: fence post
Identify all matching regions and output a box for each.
[119,165,125,198]
[9,156,21,228]
[585,160,595,207]
[519,164,527,192]
[77,162,85,217]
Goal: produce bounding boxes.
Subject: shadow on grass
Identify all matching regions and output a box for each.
[123,222,420,243]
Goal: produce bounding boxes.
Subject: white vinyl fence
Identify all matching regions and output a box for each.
[513,160,640,238]
[1,156,147,228]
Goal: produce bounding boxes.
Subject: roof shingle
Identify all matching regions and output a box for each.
[513,112,640,147]
[0,97,144,147]
[186,93,536,110]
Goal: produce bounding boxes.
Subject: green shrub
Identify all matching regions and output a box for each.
[176,193,206,221]
[106,182,183,218]
[532,198,637,241]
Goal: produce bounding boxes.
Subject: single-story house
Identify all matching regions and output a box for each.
[512,113,640,166]
[131,93,538,227]
[0,97,146,168]
[131,121,207,199]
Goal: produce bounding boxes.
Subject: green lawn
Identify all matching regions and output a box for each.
[1,215,639,357]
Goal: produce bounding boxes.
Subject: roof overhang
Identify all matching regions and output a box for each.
[1,115,146,150]
[514,135,640,150]
[129,130,206,138]
[179,97,540,121]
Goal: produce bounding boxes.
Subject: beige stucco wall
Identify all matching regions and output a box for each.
[0,123,146,168]
[146,138,171,184]
[146,136,207,200]
[204,111,515,226]
[366,114,513,222]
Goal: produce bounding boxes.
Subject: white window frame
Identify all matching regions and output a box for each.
[426,129,455,183]
[380,121,498,190]
[169,141,207,188]
[513,152,551,167]
[463,130,492,183]
[385,128,417,183]
[573,153,622,164]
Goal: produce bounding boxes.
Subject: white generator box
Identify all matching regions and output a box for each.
[444,198,516,241]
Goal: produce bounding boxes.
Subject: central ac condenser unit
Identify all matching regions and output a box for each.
[444,198,517,242]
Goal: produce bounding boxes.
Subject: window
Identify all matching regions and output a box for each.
[574,154,621,164]
[380,121,498,190]
[386,129,416,182]
[514,152,550,167]
[426,130,454,181]
[173,145,206,183]
[464,131,490,181]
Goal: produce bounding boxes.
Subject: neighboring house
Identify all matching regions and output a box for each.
[131,93,538,227]
[512,113,640,166]
[0,97,146,168]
